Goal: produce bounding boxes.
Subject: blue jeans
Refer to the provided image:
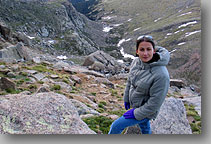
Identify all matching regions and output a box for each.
[108,116,152,134]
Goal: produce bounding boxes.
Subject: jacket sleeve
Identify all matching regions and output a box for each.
[123,58,138,103]
[133,74,170,120]
[123,77,131,103]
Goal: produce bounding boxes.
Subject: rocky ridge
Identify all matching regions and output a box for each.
[0,0,112,56]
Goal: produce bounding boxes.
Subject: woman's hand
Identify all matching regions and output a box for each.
[123,108,135,119]
[124,102,130,110]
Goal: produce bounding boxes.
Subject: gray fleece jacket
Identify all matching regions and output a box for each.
[124,46,170,120]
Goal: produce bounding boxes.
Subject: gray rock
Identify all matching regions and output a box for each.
[0,22,11,40]
[32,57,41,64]
[70,93,98,110]
[0,77,16,90]
[70,75,81,84]
[53,61,70,70]
[11,64,19,71]
[170,79,186,88]
[53,82,72,93]
[14,32,31,46]
[95,77,114,89]
[32,73,45,81]
[125,97,192,134]
[0,65,6,69]
[108,73,129,81]
[41,78,50,83]
[69,99,100,115]
[40,27,49,37]
[36,85,50,93]
[0,42,31,63]
[0,92,96,134]
[151,97,192,134]
[24,70,37,75]
[0,68,10,75]
[7,72,16,78]
[64,65,105,78]
[28,77,37,83]
[83,50,124,74]
[50,74,59,79]
[88,61,105,72]
[180,87,198,97]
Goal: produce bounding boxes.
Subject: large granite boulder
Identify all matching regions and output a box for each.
[0,92,96,134]
[125,97,192,134]
[0,42,31,63]
[82,50,125,75]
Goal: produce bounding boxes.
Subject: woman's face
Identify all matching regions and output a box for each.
[136,41,155,63]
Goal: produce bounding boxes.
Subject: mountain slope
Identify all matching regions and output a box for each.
[0,0,201,87]
[0,0,111,56]
[85,0,201,87]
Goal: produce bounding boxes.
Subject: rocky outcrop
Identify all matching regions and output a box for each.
[0,22,11,41]
[0,0,111,56]
[82,50,126,75]
[70,99,100,116]
[0,22,31,47]
[0,92,96,134]
[125,97,192,134]
[0,77,16,91]
[170,79,186,88]
[0,42,32,63]
[151,97,192,134]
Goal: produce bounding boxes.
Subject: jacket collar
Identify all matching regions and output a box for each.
[137,52,169,70]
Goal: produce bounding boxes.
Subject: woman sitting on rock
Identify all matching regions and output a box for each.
[108,35,170,134]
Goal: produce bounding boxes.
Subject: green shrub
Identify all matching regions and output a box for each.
[190,123,201,134]
[98,103,104,109]
[96,108,105,113]
[0,72,6,77]
[28,84,37,90]
[16,79,25,85]
[110,89,118,96]
[187,110,198,117]
[116,84,125,89]
[0,61,6,65]
[70,86,79,93]
[99,101,107,106]
[38,81,44,84]
[91,92,96,96]
[31,65,54,73]
[19,72,28,77]
[70,90,76,93]
[5,88,20,94]
[82,116,114,134]
[62,78,69,84]
[184,103,201,134]
[51,84,61,91]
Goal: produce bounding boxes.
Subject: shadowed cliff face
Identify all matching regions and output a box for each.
[0,0,112,56]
